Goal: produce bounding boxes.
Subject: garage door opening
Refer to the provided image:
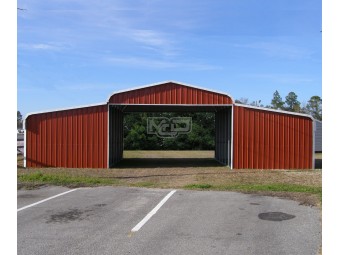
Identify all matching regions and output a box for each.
[108,105,232,168]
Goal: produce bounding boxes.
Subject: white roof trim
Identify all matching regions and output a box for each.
[106,80,234,103]
[108,103,233,106]
[24,102,107,121]
[234,103,314,120]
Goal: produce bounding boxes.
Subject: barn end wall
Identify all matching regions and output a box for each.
[233,105,313,169]
[108,82,233,104]
[25,105,108,168]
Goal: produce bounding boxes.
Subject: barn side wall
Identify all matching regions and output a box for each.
[25,105,108,168]
[233,105,313,169]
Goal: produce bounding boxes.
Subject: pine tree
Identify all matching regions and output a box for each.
[17,111,23,129]
[270,90,284,109]
[285,92,301,112]
[306,96,322,120]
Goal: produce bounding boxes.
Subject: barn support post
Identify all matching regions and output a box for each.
[109,106,124,167]
[215,107,232,166]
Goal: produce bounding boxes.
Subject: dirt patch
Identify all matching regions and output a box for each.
[123,150,215,159]
[241,191,321,207]
[46,208,88,224]
[17,183,47,190]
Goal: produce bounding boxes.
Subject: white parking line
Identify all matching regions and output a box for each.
[131,190,176,233]
[17,189,78,212]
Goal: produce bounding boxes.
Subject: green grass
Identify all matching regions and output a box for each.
[185,183,322,195]
[130,181,156,188]
[18,172,321,196]
[185,184,213,189]
[18,172,120,186]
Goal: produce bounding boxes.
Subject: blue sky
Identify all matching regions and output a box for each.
[17,0,321,116]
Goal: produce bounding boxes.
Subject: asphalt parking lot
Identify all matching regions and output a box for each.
[18,186,321,255]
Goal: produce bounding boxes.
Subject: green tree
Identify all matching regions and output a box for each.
[270,90,284,110]
[285,92,301,112]
[235,98,249,105]
[17,111,23,129]
[123,112,215,150]
[306,96,322,120]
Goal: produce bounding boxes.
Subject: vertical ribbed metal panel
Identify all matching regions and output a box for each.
[109,82,233,104]
[108,106,124,167]
[314,120,322,152]
[26,105,108,168]
[233,105,313,169]
[215,108,232,166]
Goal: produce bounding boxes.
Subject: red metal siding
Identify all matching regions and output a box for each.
[108,82,233,104]
[26,105,108,168]
[233,105,313,169]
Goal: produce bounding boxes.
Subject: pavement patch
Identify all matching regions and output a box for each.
[46,203,108,224]
[258,212,296,221]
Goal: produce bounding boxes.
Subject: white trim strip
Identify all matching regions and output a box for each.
[107,80,235,103]
[234,103,314,120]
[17,189,78,212]
[312,120,316,169]
[131,190,176,232]
[230,105,234,169]
[23,118,26,168]
[109,103,233,106]
[107,104,110,169]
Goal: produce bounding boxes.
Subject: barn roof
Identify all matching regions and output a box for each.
[25,80,313,119]
[107,81,234,105]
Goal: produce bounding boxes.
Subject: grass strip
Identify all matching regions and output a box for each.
[130,181,156,188]
[18,172,120,186]
[184,183,322,195]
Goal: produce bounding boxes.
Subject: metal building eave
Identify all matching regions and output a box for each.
[24,102,107,122]
[106,80,235,103]
[234,103,314,120]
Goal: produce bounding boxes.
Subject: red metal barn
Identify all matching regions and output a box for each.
[24,81,314,169]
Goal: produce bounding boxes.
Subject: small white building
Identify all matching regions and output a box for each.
[314,120,322,152]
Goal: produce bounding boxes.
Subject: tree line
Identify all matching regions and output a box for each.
[124,112,215,150]
[236,91,322,121]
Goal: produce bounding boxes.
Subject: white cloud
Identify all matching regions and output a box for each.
[234,41,312,60]
[54,83,116,91]
[106,56,220,70]
[243,73,314,84]
[130,30,168,47]
[18,43,66,51]
[119,27,179,57]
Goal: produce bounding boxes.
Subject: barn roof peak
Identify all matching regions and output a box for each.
[107,80,234,103]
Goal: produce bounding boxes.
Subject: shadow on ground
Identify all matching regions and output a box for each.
[114,158,223,168]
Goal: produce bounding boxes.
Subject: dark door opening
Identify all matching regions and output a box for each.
[108,105,232,168]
